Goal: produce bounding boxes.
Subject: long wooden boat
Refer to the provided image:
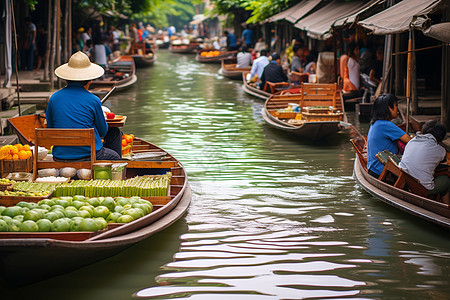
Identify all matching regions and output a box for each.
[195,49,237,64]
[241,72,274,100]
[169,43,199,54]
[129,49,156,68]
[219,57,251,80]
[351,133,450,230]
[89,56,137,96]
[261,83,346,141]
[1,115,191,285]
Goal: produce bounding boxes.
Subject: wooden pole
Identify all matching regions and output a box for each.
[56,0,61,89]
[50,0,57,90]
[44,0,51,81]
[411,30,418,115]
[406,30,412,134]
[68,0,72,59]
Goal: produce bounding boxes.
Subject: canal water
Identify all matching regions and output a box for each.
[3,51,450,299]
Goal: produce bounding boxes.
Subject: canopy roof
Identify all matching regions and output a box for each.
[295,0,372,39]
[265,0,322,24]
[358,0,442,35]
[333,0,385,28]
[423,22,450,43]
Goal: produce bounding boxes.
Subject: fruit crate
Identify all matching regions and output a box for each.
[1,157,33,177]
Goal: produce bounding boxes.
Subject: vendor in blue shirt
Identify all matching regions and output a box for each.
[223,30,238,51]
[47,51,122,161]
[367,94,411,177]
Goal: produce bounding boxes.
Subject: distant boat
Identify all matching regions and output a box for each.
[195,49,237,63]
[261,83,347,141]
[89,56,137,96]
[169,43,199,54]
[219,57,251,80]
[129,48,156,68]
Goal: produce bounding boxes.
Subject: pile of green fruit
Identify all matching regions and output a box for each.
[0,195,153,232]
[0,190,50,197]
[14,181,59,193]
[53,173,171,197]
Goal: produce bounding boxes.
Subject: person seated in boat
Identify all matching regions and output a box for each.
[46,51,122,161]
[260,53,288,92]
[399,120,450,202]
[249,49,269,83]
[367,94,411,178]
[291,44,304,73]
[236,46,252,69]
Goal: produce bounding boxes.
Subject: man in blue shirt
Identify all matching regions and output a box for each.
[223,31,238,51]
[241,25,254,48]
[47,51,122,161]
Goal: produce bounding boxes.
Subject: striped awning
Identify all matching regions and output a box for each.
[265,0,322,23]
[333,0,386,28]
[358,0,443,35]
[295,0,371,39]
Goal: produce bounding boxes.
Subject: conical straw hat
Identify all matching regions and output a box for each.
[55,51,104,81]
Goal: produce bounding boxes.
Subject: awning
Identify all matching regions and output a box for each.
[265,0,322,24]
[190,14,208,25]
[358,0,442,35]
[295,0,371,39]
[333,0,385,28]
[423,22,450,43]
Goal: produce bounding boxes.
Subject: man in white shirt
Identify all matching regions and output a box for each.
[399,120,449,201]
[249,49,269,80]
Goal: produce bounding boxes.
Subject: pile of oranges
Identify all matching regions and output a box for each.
[200,51,221,57]
[0,144,32,160]
[122,134,134,156]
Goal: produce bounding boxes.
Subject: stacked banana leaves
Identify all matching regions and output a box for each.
[54,173,171,197]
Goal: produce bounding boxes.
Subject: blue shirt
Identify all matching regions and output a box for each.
[242,29,254,46]
[367,120,406,176]
[250,55,269,78]
[46,82,108,160]
[227,33,237,48]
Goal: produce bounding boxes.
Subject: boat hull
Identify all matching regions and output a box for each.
[195,51,236,64]
[353,155,450,229]
[241,73,272,100]
[0,184,191,286]
[169,45,198,54]
[130,52,156,68]
[262,108,342,140]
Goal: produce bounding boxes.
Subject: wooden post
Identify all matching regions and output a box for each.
[394,33,402,95]
[68,0,72,60]
[410,30,418,115]
[441,5,450,127]
[56,0,61,89]
[50,0,57,90]
[44,0,51,81]
[405,30,412,134]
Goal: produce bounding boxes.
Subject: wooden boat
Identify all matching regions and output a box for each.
[1,114,191,285]
[241,72,274,100]
[219,57,251,80]
[129,49,156,68]
[169,43,199,54]
[195,49,237,64]
[351,133,450,229]
[89,56,137,96]
[261,83,347,141]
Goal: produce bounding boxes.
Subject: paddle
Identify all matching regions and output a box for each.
[101,86,117,104]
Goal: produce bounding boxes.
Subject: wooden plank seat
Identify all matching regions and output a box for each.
[377,154,429,198]
[264,81,289,93]
[301,83,337,108]
[33,128,96,180]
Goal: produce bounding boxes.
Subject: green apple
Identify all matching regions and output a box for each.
[106,212,121,223]
[87,198,100,207]
[51,219,70,232]
[72,200,85,210]
[93,217,108,230]
[93,206,110,219]
[43,211,59,222]
[20,220,39,232]
[101,198,116,212]
[77,210,91,218]
[36,219,52,232]
[0,219,8,232]
[69,218,83,232]
[79,218,98,231]
[79,206,93,217]
[72,195,85,202]
[55,199,70,208]
[23,210,41,222]
[8,219,21,232]
[2,206,23,218]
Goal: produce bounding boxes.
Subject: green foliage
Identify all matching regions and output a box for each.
[210,0,297,23]
[25,0,38,11]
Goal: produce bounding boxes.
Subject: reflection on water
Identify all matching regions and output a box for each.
[2,51,450,299]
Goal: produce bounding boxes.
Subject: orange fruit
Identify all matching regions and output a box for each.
[122,139,127,147]
[23,144,31,151]
[12,154,19,160]
[18,150,28,160]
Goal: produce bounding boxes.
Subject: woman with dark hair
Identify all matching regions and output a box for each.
[367,94,411,177]
[343,42,360,93]
[399,120,450,201]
